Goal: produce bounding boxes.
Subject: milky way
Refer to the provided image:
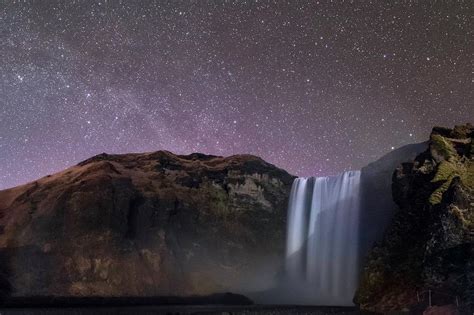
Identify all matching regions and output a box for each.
[1,1,472,189]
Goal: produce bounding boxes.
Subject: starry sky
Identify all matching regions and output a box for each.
[1,1,472,190]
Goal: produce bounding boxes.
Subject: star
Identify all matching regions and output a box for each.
[0,1,471,189]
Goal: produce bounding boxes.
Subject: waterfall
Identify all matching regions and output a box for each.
[285,171,361,306]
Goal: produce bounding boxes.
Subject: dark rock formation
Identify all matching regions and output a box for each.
[359,142,428,262]
[355,124,474,313]
[0,151,294,298]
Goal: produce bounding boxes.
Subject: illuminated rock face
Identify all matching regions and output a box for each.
[0,151,294,298]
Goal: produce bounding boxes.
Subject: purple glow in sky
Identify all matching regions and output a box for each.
[1,1,472,189]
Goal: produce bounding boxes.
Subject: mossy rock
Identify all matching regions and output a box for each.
[430,160,459,205]
[429,160,473,205]
[356,124,473,313]
[430,134,458,161]
[428,131,473,205]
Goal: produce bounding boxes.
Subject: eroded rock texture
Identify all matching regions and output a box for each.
[355,124,473,313]
[0,151,294,298]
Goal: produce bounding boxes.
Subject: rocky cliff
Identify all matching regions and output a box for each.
[355,124,474,313]
[0,151,294,298]
[359,142,428,260]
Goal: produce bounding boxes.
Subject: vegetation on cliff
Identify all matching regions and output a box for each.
[355,124,474,313]
[0,151,294,298]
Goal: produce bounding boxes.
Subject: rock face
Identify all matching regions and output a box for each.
[359,142,428,261]
[0,151,294,298]
[355,124,474,313]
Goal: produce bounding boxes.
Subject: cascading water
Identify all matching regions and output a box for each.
[285,171,361,306]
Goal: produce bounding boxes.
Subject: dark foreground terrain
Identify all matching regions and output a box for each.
[0,295,363,314]
[0,305,362,315]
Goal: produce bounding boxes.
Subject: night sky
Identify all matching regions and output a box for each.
[1,1,472,190]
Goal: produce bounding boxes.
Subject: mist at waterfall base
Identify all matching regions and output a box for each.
[252,142,428,306]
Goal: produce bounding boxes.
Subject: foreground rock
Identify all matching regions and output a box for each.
[0,151,294,298]
[355,124,473,313]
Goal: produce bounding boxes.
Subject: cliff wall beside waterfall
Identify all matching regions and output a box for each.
[0,151,294,298]
[356,124,473,313]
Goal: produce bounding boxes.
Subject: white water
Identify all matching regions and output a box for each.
[285,171,361,306]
